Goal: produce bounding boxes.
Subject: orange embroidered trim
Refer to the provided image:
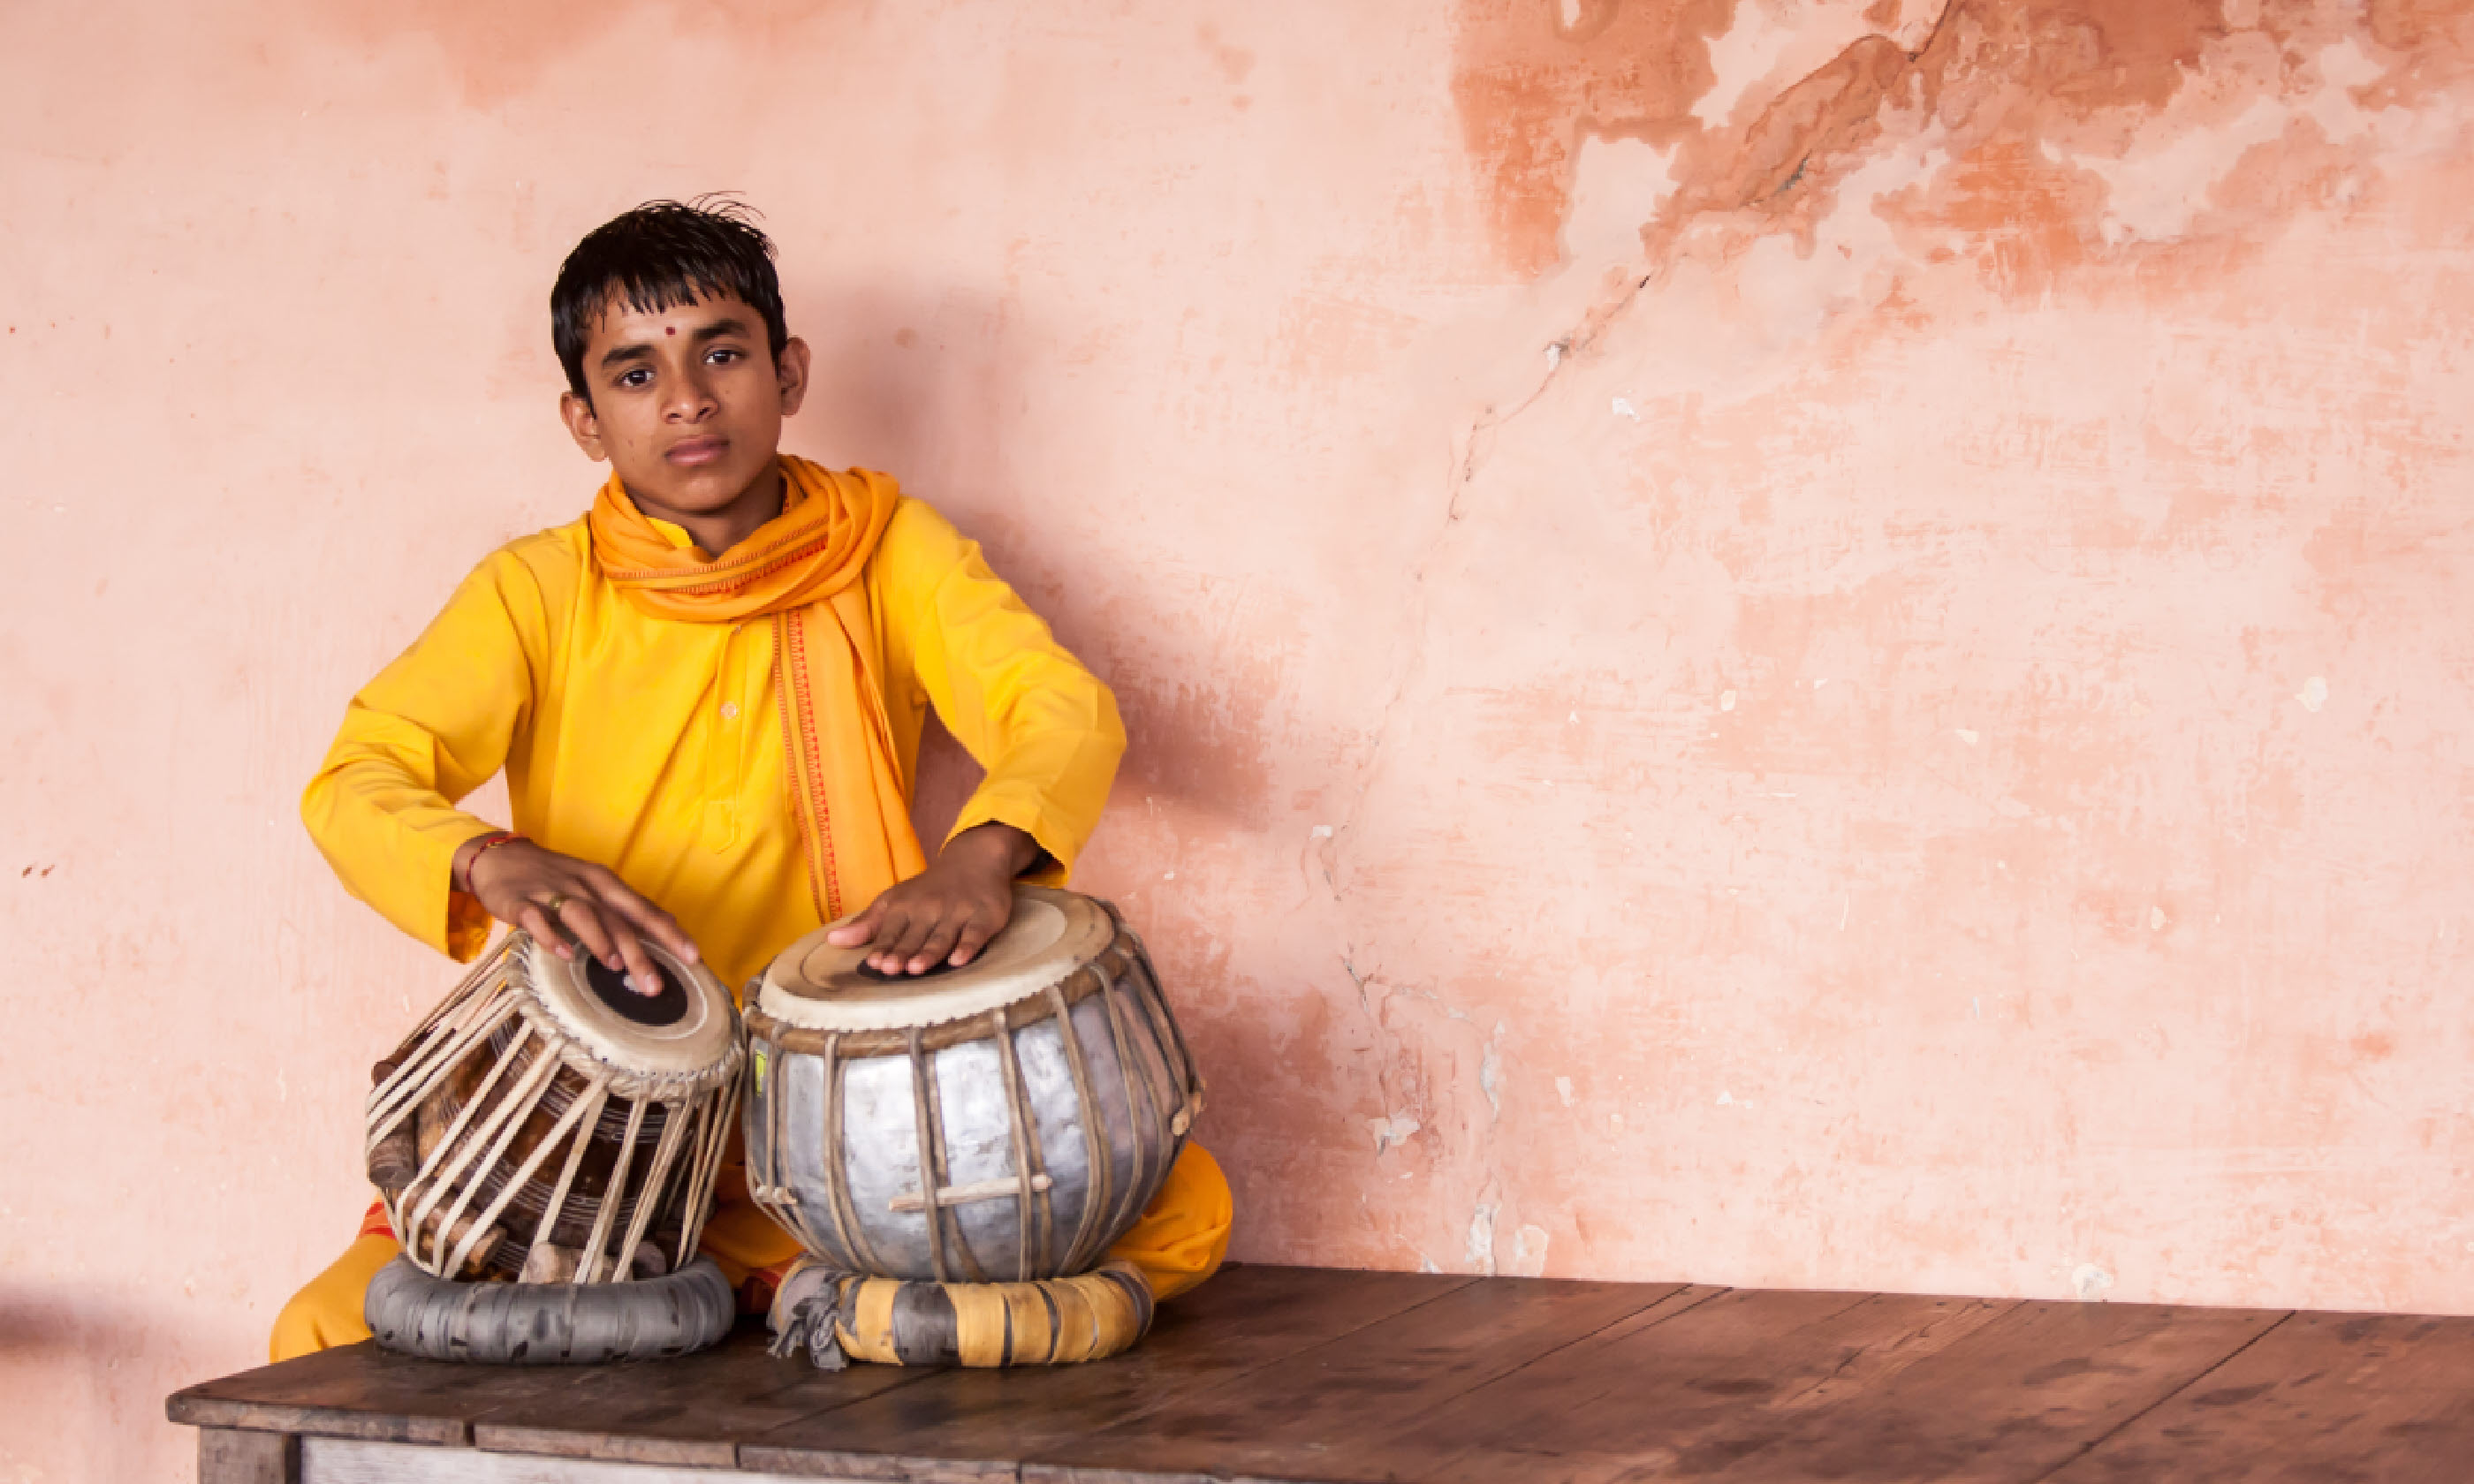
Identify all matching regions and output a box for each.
[774,610,840,921]
[360,1199,396,1240]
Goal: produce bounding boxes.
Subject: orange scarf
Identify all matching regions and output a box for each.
[588,456,927,920]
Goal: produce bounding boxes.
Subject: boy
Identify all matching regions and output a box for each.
[270,200,1230,1359]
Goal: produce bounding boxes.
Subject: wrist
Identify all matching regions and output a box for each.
[453,830,526,894]
[946,822,1040,879]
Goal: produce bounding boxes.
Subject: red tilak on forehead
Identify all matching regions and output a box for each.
[666,326,677,335]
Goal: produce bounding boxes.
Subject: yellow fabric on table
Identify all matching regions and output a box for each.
[269,1145,1233,1360]
[268,1234,401,1363]
[1104,1142,1233,1301]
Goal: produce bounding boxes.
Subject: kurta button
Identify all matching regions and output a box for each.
[720,702,740,722]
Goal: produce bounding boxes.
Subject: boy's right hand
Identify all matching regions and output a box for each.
[453,837,700,996]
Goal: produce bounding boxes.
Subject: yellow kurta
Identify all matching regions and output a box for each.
[274,485,1229,1362]
[302,493,1120,993]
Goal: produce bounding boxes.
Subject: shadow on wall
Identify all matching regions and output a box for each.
[788,278,1279,850]
[0,1290,205,1480]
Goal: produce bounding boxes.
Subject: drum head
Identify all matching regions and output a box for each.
[757,885,1114,1032]
[522,934,739,1076]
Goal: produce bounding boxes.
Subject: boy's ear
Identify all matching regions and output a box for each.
[776,337,812,418]
[559,390,608,461]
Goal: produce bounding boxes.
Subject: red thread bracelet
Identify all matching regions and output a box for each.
[457,830,526,893]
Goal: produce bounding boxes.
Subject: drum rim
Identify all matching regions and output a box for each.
[754,885,1115,1032]
[516,932,744,1092]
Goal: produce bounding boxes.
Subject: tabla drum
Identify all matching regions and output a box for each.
[742,886,1203,1284]
[363,930,742,1289]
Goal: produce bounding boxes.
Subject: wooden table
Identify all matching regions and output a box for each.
[169,1264,2474,1482]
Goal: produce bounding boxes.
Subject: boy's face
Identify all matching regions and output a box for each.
[558,290,810,523]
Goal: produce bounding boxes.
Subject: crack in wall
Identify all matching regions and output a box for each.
[1328,4,1969,904]
[1310,17,1985,1268]
[1302,0,2474,1283]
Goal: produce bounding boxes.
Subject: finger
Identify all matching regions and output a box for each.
[909,912,967,975]
[558,897,625,973]
[516,904,573,958]
[948,905,1001,967]
[825,897,888,949]
[863,905,916,973]
[611,923,664,996]
[587,867,701,965]
[883,905,941,975]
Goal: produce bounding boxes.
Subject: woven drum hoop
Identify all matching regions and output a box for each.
[505,935,745,1102]
[754,886,1117,1035]
[741,953,1111,1060]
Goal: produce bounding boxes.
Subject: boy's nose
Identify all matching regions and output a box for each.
[665,372,718,420]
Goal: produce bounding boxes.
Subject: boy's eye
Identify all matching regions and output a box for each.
[708,347,741,365]
[618,368,653,388]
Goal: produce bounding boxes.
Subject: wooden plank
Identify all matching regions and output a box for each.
[469,1328,936,1467]
[168,1338,588,1445]
[1008,1272,1687,1484]
[178,1272,2457,1484]
[303,1435,825,1482]
[200,1427,300,1484]
[742,1265,1476,1480]
[1661,1296,2286,1483]
[2048,1310,2474,1483]
[1385,1285,2015,1483]
[1023,1471,1210,1484]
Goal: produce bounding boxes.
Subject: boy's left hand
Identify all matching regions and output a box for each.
[827,823,1043,975]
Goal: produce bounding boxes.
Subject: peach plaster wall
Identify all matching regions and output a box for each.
[6,0,2474,1477]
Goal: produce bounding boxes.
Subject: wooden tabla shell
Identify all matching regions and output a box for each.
[365,932,743,1284]
[742,887,1203,1283]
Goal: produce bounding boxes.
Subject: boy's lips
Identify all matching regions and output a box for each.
[666,436,729,466]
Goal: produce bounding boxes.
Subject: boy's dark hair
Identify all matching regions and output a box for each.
[550,196,789,401]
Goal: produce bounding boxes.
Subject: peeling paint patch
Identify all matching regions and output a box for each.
[2298,676,2329,712]
[1510,1223,1551,1277]
[1555,1074,1575,1106]
[1369,1112,1423,1154]
[2073,1263,2116,1302]
[1694,0,1882,131]
[1467,1203,1499,1275]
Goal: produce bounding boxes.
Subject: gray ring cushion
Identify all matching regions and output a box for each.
[364,1255,734,1364]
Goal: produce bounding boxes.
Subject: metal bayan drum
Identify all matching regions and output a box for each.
[743,886,1203,1283]
[364,932,742,1285]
